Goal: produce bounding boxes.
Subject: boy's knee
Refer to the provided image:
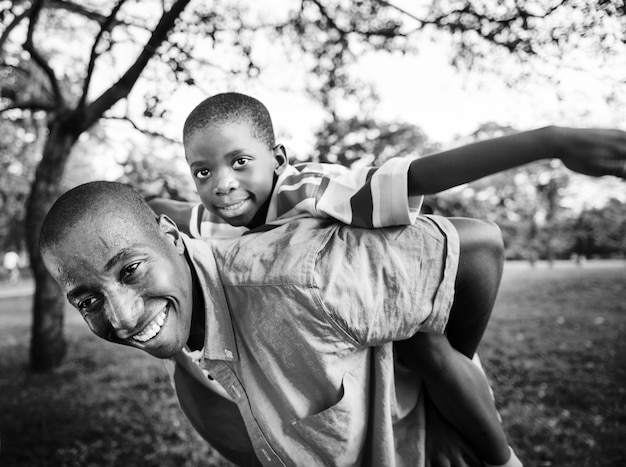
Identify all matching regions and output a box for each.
[476,220,504,258]
[450,217,504,260]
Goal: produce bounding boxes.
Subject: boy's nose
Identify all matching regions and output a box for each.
[214,172,239,195]
[105,287,145,338]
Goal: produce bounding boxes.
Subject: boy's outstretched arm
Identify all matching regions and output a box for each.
[408,126,626,196]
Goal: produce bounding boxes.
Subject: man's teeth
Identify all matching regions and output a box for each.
[132,308,167,343]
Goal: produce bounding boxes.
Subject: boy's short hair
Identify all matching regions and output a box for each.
[40,181,160,253]
[182,92,275,150]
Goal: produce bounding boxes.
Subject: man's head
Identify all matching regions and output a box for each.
[40,181,195,359]
[183,92,288,228]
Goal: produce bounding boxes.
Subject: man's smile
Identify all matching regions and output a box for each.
[132,304,169,343]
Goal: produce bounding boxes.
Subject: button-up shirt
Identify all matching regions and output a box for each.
[182,214,459,466]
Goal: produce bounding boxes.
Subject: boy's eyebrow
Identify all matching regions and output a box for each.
[189,149,247,167]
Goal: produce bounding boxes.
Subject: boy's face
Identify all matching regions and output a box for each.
[42,216,195,359]
[185,121,287,227]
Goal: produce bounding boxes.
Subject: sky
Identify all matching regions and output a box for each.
[159,0,625,157]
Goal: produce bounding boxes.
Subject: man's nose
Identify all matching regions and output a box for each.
[214,170,239,195]
[105,286,144,337]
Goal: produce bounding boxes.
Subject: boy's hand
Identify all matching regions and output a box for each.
[424,392,482,467]
[553,127,626,179]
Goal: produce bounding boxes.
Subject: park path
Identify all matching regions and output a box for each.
[0,278,34,300]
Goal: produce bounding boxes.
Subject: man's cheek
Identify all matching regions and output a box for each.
[85,315,111,340]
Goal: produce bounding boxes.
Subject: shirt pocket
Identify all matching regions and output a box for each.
[290,372,365,467]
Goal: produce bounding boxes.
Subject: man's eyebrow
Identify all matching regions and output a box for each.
[104,248,135,272]
[67,285,91,303]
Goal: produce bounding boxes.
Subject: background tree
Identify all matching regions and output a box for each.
[1,0,624,370]
[310,116,441,166]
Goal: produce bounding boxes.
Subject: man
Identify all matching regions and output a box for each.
[40,181,490,466]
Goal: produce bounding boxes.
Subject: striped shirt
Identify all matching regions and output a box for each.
[187,157,422,240]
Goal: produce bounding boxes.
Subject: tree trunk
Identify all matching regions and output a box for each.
[25,120,79,371]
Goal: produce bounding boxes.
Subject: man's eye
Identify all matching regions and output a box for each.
[194,168,211,179]
[121,262,140,282]
[78,296,100,311]
[233,158,250,169]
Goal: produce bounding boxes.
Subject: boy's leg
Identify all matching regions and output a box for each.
[399,333,511,465]
[395,218,512,465]
[445,217,505,357]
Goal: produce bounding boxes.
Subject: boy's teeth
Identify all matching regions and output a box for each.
[132,307,168,343]
[222,199,246,210]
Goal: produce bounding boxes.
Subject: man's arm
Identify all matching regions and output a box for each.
[408,126,626,196]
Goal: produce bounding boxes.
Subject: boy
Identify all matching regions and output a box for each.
[41,182,505,466]
[152,93,518,466]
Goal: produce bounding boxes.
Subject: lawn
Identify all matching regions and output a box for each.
[1,260,624,466]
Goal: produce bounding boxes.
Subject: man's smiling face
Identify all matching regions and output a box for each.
[43,215,195,359]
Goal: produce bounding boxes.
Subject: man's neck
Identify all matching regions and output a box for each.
[185,251,206,352]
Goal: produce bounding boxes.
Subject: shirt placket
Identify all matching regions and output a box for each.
[206,361,286,467]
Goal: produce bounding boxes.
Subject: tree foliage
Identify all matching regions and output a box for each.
[309,116,441,166]
[1,0,624,370]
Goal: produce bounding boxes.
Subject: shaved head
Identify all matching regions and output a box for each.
[182,92,275,150]
[39,181,195,359]
[40,181,163,255]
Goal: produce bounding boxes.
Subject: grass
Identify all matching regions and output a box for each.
[1,260,625,466]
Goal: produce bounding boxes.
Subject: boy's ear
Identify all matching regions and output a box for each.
[273,144,289,175]
[158,215,185,254]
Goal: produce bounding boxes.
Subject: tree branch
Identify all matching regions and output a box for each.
[48,0,110,24]
[23,0,64,107]
[79,0,128,109]
[0,101,57,113]
[104,115,178,144]
[0,6,30,53]
[84,0,191,130]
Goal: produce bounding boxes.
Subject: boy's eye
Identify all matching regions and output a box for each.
[194,168,211,180]
[233,158,250,169]
[78,296,100,312]
[121,262,140,282]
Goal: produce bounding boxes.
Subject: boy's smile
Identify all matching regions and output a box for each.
[185,121,287,228]
[42,215,196,359]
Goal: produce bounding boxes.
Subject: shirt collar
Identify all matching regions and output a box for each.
[181,234,239,363]
[266,164,299,222]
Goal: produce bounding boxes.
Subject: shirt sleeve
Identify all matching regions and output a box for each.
[314,216,459,346]
[272,158,423,228]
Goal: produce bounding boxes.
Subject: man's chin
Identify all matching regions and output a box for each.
[107,335,184,359]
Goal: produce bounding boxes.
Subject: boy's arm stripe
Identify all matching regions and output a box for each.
[349,181,375,228]
[189,204,202,239]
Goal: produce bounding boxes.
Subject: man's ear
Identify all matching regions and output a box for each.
[158,215,185,254]
[273,144,289,175]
